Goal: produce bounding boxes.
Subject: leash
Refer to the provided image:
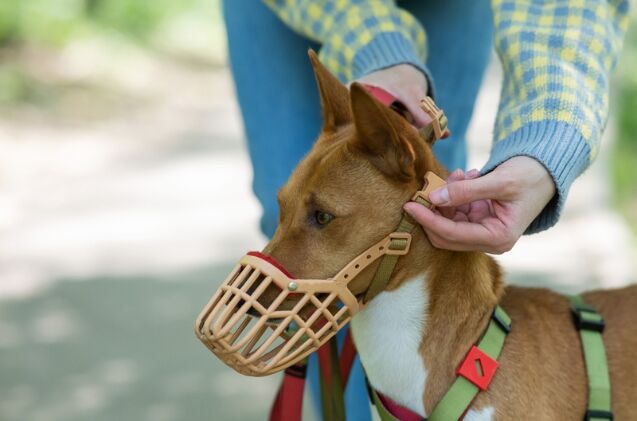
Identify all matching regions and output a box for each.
[269,329,357,421]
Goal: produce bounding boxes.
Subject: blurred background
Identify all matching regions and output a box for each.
[1,1,635,420]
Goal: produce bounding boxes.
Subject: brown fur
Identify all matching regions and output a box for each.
[263,51,637,420]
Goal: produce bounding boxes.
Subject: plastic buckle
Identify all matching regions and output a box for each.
[492,308,512,333]
[456,346,499,391]
[420,96,444,139]
[584,409,613,420]
[572,307,605,333]
[386,233,412,255]
[410,191,433,208]
[411,172,446,207]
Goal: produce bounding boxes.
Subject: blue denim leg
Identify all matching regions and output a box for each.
[405,0,494,172]
[223,0,322,239]
[223,0,492,419]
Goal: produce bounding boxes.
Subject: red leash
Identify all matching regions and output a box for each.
[269,363,307,421]
[269,329,356,421]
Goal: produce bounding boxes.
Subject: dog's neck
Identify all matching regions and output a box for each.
[352,226,504,416]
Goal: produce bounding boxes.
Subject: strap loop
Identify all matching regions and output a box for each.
[568,295,613,421]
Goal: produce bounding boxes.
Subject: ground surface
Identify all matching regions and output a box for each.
[1,42,635,421]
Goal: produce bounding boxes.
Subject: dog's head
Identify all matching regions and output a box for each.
[195,51,450,375]
[262,51,445,298]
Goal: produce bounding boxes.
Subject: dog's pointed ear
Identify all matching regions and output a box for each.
[349,82,423,181]
[308,49,351,132]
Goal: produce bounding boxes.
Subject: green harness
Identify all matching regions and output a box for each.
[569,295,613,421]
[367,297,612,421]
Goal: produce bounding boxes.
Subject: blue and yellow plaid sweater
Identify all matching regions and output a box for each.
[263,0,629,233]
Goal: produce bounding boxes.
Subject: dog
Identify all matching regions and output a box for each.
[252,52,637,420]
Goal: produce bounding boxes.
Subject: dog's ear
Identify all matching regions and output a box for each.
[308,49,351,132]
[349,82,424,181]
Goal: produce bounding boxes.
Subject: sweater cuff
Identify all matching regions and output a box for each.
[482,121,591,235]
[351,32,435,98]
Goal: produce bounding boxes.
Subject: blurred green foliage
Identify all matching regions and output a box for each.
[613,14,637,233]
[0,0,223,105]
[0,0,220,47]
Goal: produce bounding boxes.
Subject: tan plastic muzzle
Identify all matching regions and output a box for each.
[194,232,412,376]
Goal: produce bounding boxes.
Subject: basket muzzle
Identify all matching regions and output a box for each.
[194,233,412,376]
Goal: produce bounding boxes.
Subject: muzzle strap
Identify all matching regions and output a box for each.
[363,171,446,303]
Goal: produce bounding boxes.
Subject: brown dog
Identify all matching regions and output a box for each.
[259,52,637,420]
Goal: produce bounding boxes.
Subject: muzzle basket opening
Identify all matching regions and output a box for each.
[195,260,352,375]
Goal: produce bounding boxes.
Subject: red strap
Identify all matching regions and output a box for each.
[247,251,296,278]
[361,84,398,107]
[317,340,333,385]
[377,392,424,421]
[269,364,307,421]
[340,328,356,388]
[269,328,358,421]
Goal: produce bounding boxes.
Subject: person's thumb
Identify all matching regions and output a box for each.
[429,173,497,207]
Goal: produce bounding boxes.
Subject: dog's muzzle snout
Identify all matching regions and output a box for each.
[195,251,358,376]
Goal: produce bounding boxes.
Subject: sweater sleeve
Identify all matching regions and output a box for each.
[484,0,629,234]
[262,0,433,87]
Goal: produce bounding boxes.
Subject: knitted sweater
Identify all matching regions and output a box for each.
[263,0,629,233]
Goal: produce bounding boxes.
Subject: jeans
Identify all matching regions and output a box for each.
[223,0,493,418]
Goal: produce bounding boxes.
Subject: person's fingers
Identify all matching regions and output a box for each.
[447,169,465,182]
[404,202,510,250]
[466,168,480,179]
[404,101,432,128]
[429,171,503,207]
[424,229,491,252]
[467,199,492,222]
[438,169,464,219]
[452,212,469,223]
[453,169,476,214]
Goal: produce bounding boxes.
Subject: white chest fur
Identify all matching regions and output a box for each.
[350,276,429,416]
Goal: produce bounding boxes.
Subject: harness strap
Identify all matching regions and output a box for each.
[369,306,511,421]
[362,173,446,304]
[428,306,510,421]
[568,295,613,421]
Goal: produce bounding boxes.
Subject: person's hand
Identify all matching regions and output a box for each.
[404,156,556,254]
[356,64,432,128]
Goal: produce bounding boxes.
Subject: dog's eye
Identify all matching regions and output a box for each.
[314,211,334,226]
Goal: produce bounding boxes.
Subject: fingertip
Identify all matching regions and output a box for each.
[466,168,480,179]
[448,169,464,181]
[404,202,433,221]
[429,186,450,206]
[403,202,417,214]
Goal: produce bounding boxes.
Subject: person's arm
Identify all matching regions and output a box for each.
[486,0,629,233]
[405,0,629,253]
[262,0,434,126]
